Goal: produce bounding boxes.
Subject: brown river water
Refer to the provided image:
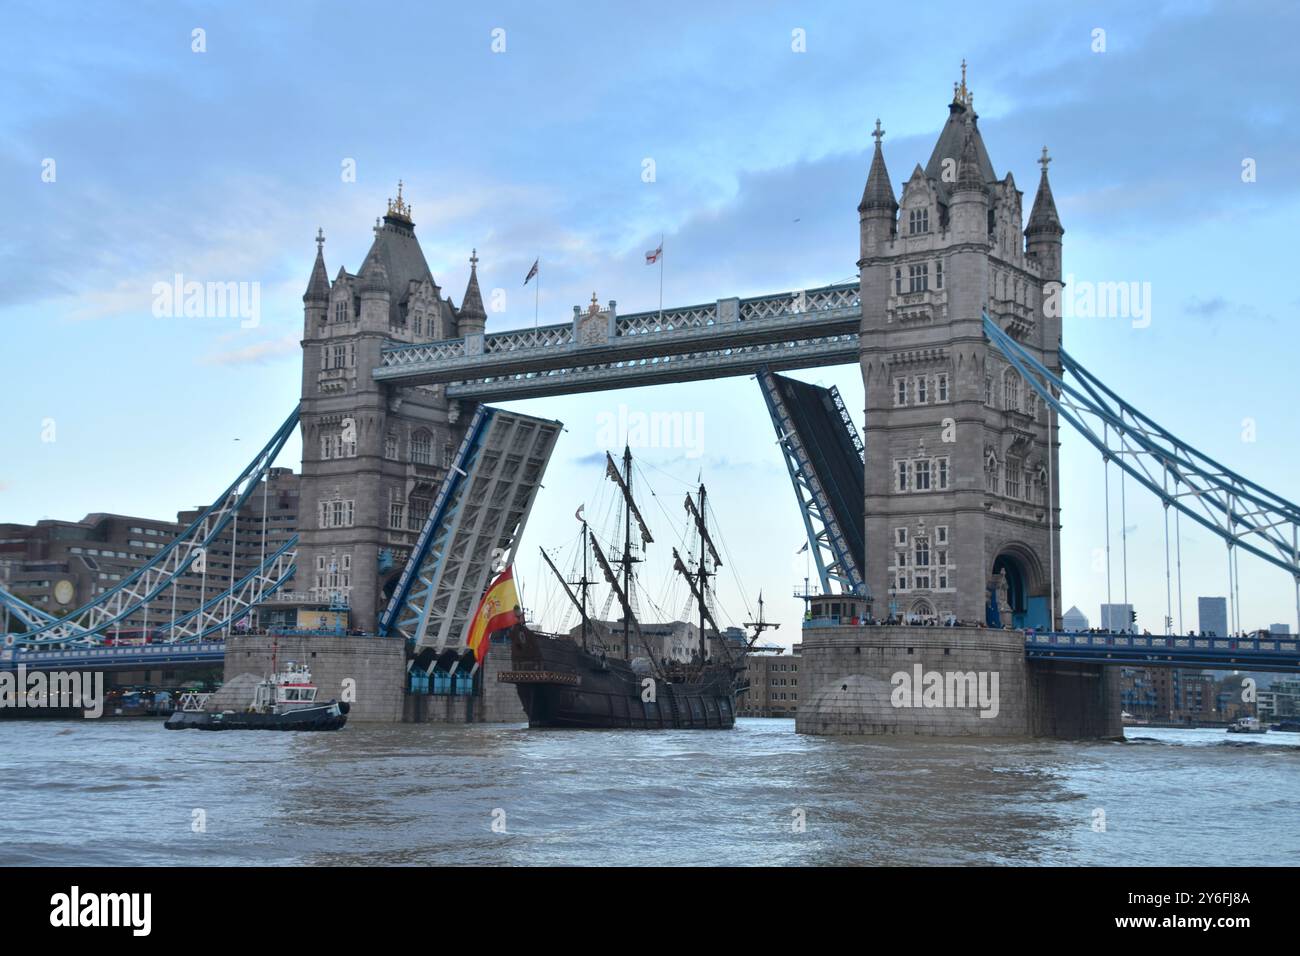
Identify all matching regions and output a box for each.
[2,718,1296,866]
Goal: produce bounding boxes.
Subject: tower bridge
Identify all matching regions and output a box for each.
[5,70,1299,733]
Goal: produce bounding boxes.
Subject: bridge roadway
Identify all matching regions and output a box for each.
[373,282,861,400]
[1,641,226,673]
[7,630,1298,674]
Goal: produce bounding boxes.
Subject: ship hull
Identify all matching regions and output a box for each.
[501,628,737,730]
[164,701,348,731]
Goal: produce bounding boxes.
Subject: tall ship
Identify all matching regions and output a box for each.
[500,447,774,729]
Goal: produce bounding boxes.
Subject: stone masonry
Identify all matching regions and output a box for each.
[797,625,1121,738]
[857,67,1064,630]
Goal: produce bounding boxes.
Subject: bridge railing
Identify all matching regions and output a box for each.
[378,282,861,373]
[1026,630,1299,657]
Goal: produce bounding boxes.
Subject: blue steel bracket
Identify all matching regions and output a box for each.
[757,368,866,596]
[983,314,1300,581]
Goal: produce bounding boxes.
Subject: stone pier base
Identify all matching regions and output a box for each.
[796,625,1122,739]
[222,634,527,724]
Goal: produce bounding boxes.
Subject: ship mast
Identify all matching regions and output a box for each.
[744,591,781,648]
[538,538,596,652]
[674,482,734,668]
[605,446,653,660]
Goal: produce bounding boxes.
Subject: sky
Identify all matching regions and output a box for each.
[2,0,1298,643]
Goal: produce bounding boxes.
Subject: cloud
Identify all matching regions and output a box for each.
[200,334,299,367]
[1185,296,1227,317]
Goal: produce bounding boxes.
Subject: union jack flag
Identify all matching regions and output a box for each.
[523,258,539,285]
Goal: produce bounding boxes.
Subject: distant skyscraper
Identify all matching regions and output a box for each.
[1101,603,1134,633]
[1270,624,1291,636]
[1198,597,1228,636]
[1062,605,1088,631]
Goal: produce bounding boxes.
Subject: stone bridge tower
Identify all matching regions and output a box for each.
[857,68,1064,628]
[297,185,486,631]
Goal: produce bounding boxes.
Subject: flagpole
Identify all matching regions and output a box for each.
[658,233,664,323]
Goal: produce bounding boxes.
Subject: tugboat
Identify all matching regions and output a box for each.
[165,661,348,731]
[1226,715,1267,735]
[500,447,774,729]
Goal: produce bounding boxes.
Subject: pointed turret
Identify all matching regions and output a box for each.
[303,228,331,303]
[954,117,984,192]
[948,116,989,243]
[458,249,487,337]
[1025,146,1064,282]
[859,119,898,214]
[859,119,898,259]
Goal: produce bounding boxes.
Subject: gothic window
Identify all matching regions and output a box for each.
[908,263,929,293]
[985,453,999,494]
[894,378,908,407]
[916,375,929,404]
[894,268,903,295]
[332,344,345,369]
[937,457,950,490]
[408,496,431,530]
[908,208,929,235]
[936,525,948,545]
[411,430,433,466]
[389,502,405,529]
[896,528,908,546]
[937,373,949,402]
[914,459,931,491]
[915,538,930,568]
[895,460,908,492]
[317,499,355,529]
[385,432,398,460]
[935,259,944,290]
[414,312,423,336]
[1005,457,1023,499]
[334,299,347,323]
[984,376,993,406]
[442,442,454,469]
[1003,370,1020,412]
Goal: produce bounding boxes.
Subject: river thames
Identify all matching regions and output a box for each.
[2,719,1296,866]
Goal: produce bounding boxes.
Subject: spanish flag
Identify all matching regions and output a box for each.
[466,566,520,668]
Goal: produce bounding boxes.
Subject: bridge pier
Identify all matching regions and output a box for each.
[796,625,1121,738]
[222,634,527,723]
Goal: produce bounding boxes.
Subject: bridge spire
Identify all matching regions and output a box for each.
[858,118,897,215]
[1026,145,1063,237]
[303,227,330,303]
[459,248,487,335]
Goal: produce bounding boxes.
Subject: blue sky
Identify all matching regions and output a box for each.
[3,0,1298,640]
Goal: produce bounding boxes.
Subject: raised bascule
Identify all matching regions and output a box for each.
[4,69,1299,734]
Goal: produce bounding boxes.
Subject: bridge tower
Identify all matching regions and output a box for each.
[857,68,1064,628]
[297,185,483,631]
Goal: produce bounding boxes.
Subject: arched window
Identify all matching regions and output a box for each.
[411,430,433,465]
[1003,369,1020,412]
[334,298,347,323]
[385,432,398,460]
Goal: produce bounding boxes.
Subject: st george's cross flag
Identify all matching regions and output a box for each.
[465,566,520,669]
[645,243,663,265]
[523,258,539,285]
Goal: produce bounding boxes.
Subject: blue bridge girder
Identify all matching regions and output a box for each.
[758,369,867,596]
[1025,630,1300,673]
[983,314,1300,585]
[373,283,861,400]
[0,640,228,673]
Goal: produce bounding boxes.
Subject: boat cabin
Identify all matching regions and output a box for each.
[803,593,872,628]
